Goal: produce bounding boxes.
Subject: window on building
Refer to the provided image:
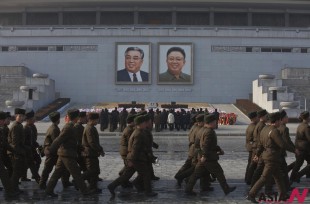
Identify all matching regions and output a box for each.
[63,12,96,25]
[0,13,22,25]
[100,11,134,25]
[176,12,209,26]
[26,12,58,25]
[214,12,247,26]
[252,13,285,27]
[289,13,310,27]
[138,12,172,25]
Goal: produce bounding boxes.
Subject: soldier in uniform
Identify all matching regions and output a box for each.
[81,112,104,193]
[185,114,236,196]
[0,111,16,196]
[245,111,259,185]
[74,111,87,173]
[174,114,204,186]
[247,112,291,203]
[8,108,27,193]
[119,108,128,132]
[21,110,41,183]
[249,109,268,187]
[2,112,12,177]
[278,110,296,192]
[45,109,91,197]
[154,109,161,132]
[290,111,310,183]
[39,112,71,189]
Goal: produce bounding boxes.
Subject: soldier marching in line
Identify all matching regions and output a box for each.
[45,109,93,197]
[81,112,105,193]
[0,111,18,197]
[74,111,88,173]
[2,112,13,177]
[119,108,128,132]
[185,114,236,196]
[247,112,294,203]
[290,111,310,184]
[244,111,259,185]
[21,110,41,183]
[39,112,71,190]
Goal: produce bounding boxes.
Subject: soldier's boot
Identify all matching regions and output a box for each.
[39,181,47,190]
[107,182,116,196]
[246,194,259,203]
[296,165,310,181]
[222,183,236,195]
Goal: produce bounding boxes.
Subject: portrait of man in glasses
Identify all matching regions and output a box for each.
[116,46,149,83]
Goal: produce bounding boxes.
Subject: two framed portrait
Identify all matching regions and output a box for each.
[115,42,193,85]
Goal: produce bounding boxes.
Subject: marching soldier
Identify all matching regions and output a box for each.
[74,111,87,172]
[278,110,296,192]
[249,109,268,187]
[45,109,92,197]
[245,111,259,185]
[22,110,41,183]
[39,112,71,189]
[82,112,104,193]
[185,114,236,196]
[2,112,12,177]
[8,108,27,193]
[247,112,291,203]
[290,111,310,183]
[0,111,16,196]
[119,108,128,132]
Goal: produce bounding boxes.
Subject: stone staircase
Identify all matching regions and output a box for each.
[0,66,27,110]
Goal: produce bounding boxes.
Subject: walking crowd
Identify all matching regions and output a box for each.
[0,106,309,202]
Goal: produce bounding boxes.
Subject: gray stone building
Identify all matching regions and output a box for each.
[0,0,309,104]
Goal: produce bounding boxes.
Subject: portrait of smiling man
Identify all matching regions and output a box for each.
[158,45,192,84]
[116,46,149,83]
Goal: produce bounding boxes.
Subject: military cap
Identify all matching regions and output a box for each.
[257,109,268,118]
[205,114,217,124]
[248,111,257,120]
[0,111,6,120]
[88,112,99,120]
[134,114,151,125]
[280,110,287,119]
[126,114,136,123]
[299,111,309,120]
[14,108,26,115]
[268,112,281,123]
[49,111,60,123]
[196,114,205,122]
[25,110,35,120]
[79,111,87,117]
[5,112,11,118]
[136,111,148,117]
[67,109,80,119]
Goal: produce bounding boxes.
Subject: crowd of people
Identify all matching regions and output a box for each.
[99,107,220,132]
[0,106,309,202]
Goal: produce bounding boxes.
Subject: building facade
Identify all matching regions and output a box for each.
[0,0,309,104]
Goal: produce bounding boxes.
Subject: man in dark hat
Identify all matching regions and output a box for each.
[74,111,87,174]
[39,111,71,189]
[21,110,41,183]
[245,111,259,185]
[289,111,310,184]
[277,110,296,192]
[8,108,27,194]
[2,112,13,177]
[249,109,268,187]
[119,108,128,132]
[45,109,92,197]
[185,114,236,196]
[175,114,204,187]
[108,114,157,197]
[247,112,292,203]
[0,111,16,196]
[154,109,161,132]
[82,112,104,193]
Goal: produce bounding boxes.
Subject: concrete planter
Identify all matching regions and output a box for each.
[259,74,275,79]
[33,73,49,78]
[5,100,25,107]
[20,86,37,92]
[268,87,286,92]
[280,101,299,108]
